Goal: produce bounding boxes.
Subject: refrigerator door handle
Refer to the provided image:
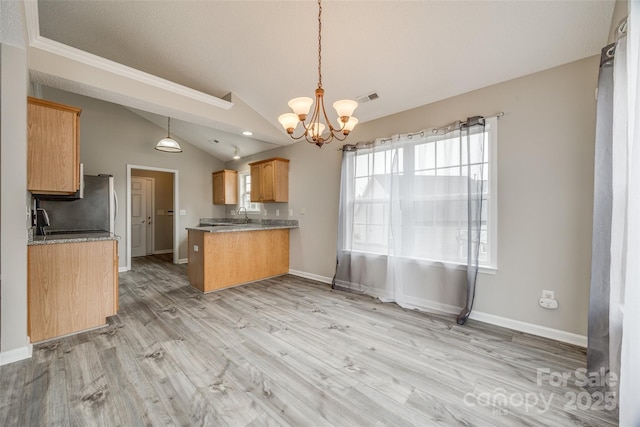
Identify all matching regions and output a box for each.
[113,191,118,229]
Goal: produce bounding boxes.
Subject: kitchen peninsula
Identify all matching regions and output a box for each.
[187,218,298,292]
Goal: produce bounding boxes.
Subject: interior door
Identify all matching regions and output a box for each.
[131,176,148,257]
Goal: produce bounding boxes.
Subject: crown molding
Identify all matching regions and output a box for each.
[22,0,233,111]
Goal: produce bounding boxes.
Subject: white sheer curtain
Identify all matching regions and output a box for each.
[334,118,492,321]
[619,3,640,425]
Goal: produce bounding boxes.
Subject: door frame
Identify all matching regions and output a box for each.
[126,164,179,270]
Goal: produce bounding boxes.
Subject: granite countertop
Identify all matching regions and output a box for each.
[28,231,120,246]
[187,218,299,233]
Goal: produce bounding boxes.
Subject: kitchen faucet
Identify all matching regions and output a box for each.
[237,207,249,224]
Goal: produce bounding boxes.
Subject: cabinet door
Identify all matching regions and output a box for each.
[250,164,262,202]
[260,161,276,201]
[28,241,116,343]
[213,170,238,205]
[212,172,225,204]
[27,98,80,194]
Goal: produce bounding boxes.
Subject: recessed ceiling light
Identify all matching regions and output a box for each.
[242,131,253,136]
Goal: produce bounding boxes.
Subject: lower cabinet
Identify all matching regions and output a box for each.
[28,240,118,343]
[188,229,289,292]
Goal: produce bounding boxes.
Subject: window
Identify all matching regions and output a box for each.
[238,171,260,212]
[346,117,497,269]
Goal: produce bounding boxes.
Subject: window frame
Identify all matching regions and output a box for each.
[237,170,260,213]
[345,117,498,271]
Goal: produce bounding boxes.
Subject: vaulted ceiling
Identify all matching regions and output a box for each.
[29,0,615,161]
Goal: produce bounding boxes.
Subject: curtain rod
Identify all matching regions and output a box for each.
[338,111,504,151]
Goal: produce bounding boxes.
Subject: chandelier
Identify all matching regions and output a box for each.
[278,0,358,148]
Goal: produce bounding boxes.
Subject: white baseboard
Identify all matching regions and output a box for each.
[287,270,587,348]
[153,249,174,255]
[0,343,33,366]
[178,258,188,264]
[118,266,129,273]
[468,311,587,348]
[288,269,333,284]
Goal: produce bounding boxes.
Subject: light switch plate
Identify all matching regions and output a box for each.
[179,209,187,216]
[193,245,199,252]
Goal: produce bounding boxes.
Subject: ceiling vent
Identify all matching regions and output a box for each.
[357,92,380,104]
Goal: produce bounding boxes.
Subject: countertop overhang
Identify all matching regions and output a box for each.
[28,231,120,245]
[187,218,299,234]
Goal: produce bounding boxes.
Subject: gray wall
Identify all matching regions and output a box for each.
[0,43,29,354]
[40,87,226,267]
[131,169,174,252]
[227,56,599,337]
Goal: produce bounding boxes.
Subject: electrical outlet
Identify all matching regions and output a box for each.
[542,290,555,299]
[300,207,306,215]
[539,298,559,309]
[276,209,280,217]
[289,209,293,216]
[193,245,199,252]
[263,209,268,217]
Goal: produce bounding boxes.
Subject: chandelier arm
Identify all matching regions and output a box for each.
[319,94,336,134]
[330,131,349,142]
[288,131,311,141]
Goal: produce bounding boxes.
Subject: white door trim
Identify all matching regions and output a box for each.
[126,164,179,271]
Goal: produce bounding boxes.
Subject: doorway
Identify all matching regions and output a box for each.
[126,165,179,270]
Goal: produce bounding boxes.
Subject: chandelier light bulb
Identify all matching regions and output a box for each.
[307,122,325,140]
[338,116,359,134]
[288,97,314,120]
[333,99,358,121]
[278,113,300,134]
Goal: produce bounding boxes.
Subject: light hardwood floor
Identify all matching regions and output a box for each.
[1,255,618,426]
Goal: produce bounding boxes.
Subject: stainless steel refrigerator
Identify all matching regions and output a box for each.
[35,174,117,235]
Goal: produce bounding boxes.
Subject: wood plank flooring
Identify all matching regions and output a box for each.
[0,255,618,426]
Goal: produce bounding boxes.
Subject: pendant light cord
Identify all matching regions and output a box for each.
[167,117,171,137]
[317,0,322,89]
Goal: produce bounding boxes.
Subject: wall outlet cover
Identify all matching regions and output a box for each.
[539,297,559,310]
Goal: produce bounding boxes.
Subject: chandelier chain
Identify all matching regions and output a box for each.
[317,0,322,88]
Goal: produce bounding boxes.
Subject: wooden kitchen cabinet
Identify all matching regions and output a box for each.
[249,157,289,202]
[27,97,81,194]
[188,228,290,292]
[212,169,238,205]
[28,240,118,343]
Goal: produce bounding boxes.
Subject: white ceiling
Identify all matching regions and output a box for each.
[34,0,615,161]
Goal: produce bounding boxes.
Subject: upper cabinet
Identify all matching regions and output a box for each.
[27,97,82,194]
[212,169,238,205]
[249,157,289,203]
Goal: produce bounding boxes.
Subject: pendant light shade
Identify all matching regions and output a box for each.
[155,117,182,153]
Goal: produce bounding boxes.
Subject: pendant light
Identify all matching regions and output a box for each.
[155,117,182,153]
[277,0,358,148]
